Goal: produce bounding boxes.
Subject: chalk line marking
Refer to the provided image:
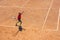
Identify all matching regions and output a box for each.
[42,0,54,30]
[56,8,60,31]
[0,5,58,9]
[45,8,60,31]
[0,25,16,28]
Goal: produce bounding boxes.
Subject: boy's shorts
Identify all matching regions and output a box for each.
[19,26,22,31]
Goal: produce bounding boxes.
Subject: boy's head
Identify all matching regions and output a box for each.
[19,12,21,14]
[18,11,24,14]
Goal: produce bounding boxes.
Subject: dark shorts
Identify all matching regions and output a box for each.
[19,26,22,31]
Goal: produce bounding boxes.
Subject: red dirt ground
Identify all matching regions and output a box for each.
[0,0,60,40]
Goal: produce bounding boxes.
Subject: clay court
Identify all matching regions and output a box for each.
[0,0,60,40]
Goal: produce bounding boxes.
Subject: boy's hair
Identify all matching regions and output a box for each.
[19,12,21,14]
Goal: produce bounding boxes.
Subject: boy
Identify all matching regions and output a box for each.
[16,11,24,26]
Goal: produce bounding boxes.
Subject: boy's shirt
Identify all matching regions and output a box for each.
[18,14,22,20]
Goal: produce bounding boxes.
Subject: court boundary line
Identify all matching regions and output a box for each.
[0,25,16,28]
[43,8,60,31]
[0,6,58,9]
[44,29,58,31]
[42,0,54,30]
[56,8,60,31]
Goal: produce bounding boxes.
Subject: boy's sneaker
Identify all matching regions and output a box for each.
[16,24,17,26]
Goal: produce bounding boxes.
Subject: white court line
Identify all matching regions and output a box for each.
[45,29,58,31]
[42,0,54,30]
[0,6,57,9]
[0,25,16,28]
[46,8,60,31]
[0,6,58,10]
[56,8,60,31]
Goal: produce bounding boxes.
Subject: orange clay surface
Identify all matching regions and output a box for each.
[0,0,60,40]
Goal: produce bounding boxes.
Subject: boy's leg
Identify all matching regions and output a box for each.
[19,19,22,26]
[16,20,22,26]
[16,21,19,26]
